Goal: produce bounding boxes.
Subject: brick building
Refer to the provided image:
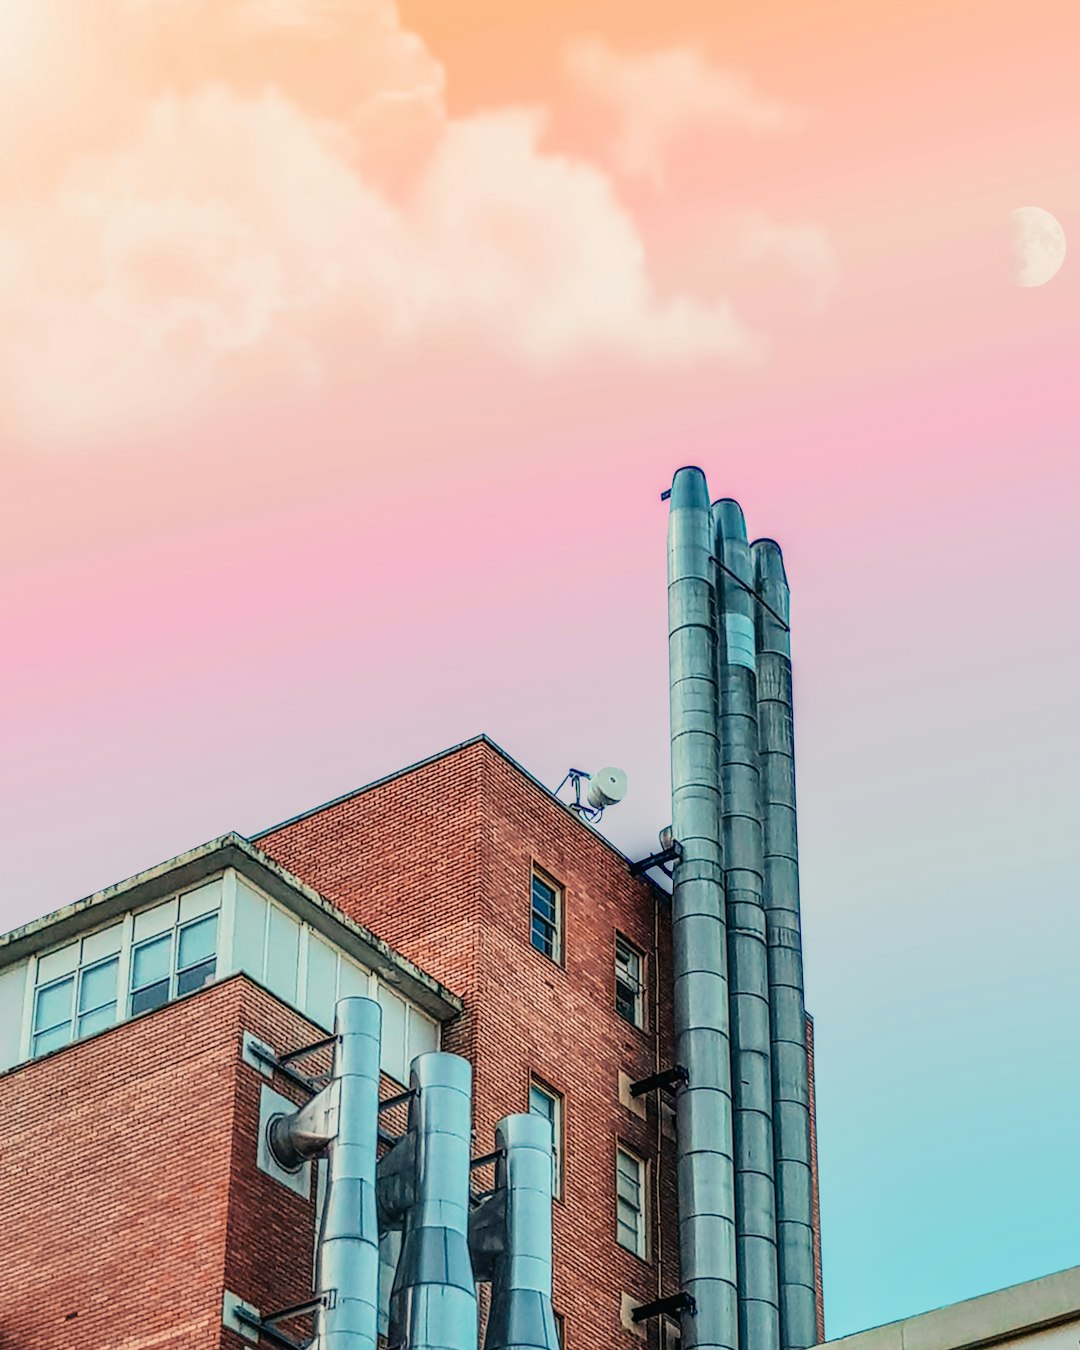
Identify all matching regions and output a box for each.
[0,735,822,1350]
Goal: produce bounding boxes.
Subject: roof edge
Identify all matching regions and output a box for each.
[0,832,463,1023]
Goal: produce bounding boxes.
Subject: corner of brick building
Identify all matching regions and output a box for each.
[258,737,683,1347]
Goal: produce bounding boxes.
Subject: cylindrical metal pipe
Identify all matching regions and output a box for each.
[316,996,383,1350]
[389,1052,478,1350]
[482,1114,560,1350]
[751,539,817,1350]
[667,466,739,1350]
[713,501,780,1350]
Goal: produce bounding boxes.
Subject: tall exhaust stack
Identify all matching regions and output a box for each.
[713,500,781,1350]
[752,540,817,1350]
[667,467,740,1350]
[666,470,817,1350]
[267,996,382,1350]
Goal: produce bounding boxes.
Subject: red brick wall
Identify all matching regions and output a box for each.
[0,977,285,1350]
[0,973,391,1350]
[259,738,683,1350]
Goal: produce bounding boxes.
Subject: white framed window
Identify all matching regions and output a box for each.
[31,925,122,1057]
[615,1145,648,1259]
[530,869,563,963]
[614,934,645,1028]
[130,905,219,1016]
[529,1076,565,1200]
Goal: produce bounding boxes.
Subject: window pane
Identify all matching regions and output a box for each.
[529,1085,555,1125]
[176,958,215,996]
[531,875,557,917]
[77,1002,116,1039]
[530,874,561,962]
[132,934,172,990]
[131,980,170,1016]
[616,1149,645,1256]
[34,976,74,1033]
[178,914,217,971]
[79,958,118,1013]
[33,1023,72,1056]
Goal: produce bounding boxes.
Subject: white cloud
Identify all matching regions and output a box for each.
[564,36,804,183]
[733,214,840,312]
[0,2,824,447]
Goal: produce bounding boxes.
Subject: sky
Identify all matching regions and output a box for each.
[2,0,1078,1338]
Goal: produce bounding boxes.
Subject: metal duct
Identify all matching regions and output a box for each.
[388,1052,478,1350]
[667,466,739,1350]
[713,500,781,1350]
[751,539,817,1350]
[473,1114,560,1350]
[268,996,383,1350]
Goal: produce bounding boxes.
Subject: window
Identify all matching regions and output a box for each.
[528,1077,564,1200]
[31,928,121,1057]
[554,1311,565,1350]
[661,1317,682,1350]
[614,934,645,1028]
[615,1146,648,1258]
[530,870,562,963]
[130,910,219,1016]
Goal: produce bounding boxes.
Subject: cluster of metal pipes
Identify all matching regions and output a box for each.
[667,467,817,1350]
[270,996,560,1350]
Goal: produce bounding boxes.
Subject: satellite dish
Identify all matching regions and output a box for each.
[586,766,628,810]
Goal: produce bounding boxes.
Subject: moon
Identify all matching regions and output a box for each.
[1009,207,1066,287]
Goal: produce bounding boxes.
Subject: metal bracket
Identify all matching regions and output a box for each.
[378,1088,416,1114]
[629,843,681,877]
[631,1292,697,1324]
[245,1042,328,1099]
[629,1065,689,1099]
[711,555,791,633]
[233,1296,323,1348]
[469,1147,506,1172]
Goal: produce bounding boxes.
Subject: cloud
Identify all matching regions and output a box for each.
[564,36,805,183]
[0,3,816,448]
[732,214,840,312]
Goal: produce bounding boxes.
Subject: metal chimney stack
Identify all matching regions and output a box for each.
[713,500,781,1350]
[667,467,740,1350]
[472,1113,561,1350]
[388,1053,478,1350]
[666,470,817,1350]
[752,540,817,1350]
[267,996,383,1350]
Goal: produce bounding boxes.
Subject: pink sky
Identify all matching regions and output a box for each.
[2,0,1078,1337]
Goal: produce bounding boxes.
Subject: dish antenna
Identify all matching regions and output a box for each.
[555,766,629,823]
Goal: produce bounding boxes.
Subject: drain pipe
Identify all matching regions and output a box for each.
[472,1113,560,1350]
[751,539,817,1350]
[713,501,780,1350]
[388,1052,478,1350]
[667,466,739,1350]
[268,996,382,1350]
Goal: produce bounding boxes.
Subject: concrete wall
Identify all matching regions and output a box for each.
[818,1266,1080,1350]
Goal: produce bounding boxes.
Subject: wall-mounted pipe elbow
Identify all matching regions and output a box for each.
[314,996,383,1350]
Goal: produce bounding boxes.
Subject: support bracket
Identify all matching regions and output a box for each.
[629,1065,689,1099]
[233,1295,323,1348]
[629,844,681,877]
[631,1291,697,1324]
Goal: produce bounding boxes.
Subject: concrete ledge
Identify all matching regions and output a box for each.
[819,1265,1080,1350]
